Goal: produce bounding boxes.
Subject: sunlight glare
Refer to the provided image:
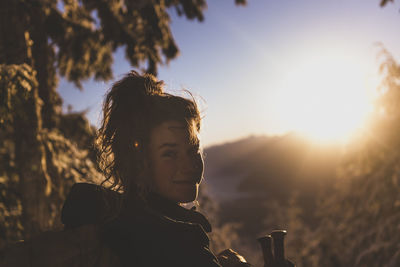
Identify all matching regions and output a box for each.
[273,49,376,143]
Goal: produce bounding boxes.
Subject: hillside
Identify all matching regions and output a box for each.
[202,134,342,264]
[204,134,340,201]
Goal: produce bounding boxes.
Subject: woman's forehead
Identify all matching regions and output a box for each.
[150,120,199,146]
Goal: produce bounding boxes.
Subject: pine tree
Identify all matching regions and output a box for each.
[1,0,245,128]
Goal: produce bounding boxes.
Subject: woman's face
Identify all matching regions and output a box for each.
[147,120,204,203]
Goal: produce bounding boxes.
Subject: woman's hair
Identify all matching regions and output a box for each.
[96,71,201,201]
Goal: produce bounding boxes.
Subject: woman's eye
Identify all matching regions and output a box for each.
[162,150,178,158]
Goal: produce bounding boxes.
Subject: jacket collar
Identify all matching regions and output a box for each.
[145,193,212,233]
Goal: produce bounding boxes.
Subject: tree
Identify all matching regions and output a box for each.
[1,0,245,129]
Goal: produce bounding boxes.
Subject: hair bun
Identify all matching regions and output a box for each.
[129,71,164,96]
[104,71,165,119]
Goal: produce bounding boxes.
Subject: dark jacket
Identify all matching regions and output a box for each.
[62,183,221,267]
[0,183,221,267]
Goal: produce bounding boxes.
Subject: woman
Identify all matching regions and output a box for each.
[61,71,251,267]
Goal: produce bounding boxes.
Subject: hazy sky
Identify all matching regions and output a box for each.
[59,0,400,146]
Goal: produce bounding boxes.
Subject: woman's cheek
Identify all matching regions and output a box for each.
[157,160,178,182]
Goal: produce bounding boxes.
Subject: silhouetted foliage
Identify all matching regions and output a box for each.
[0,64,103,248]
[0,64,37,247]
[1,0,246,129]
[380,0,394,7]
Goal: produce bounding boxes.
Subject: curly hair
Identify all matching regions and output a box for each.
[96,71,201,204]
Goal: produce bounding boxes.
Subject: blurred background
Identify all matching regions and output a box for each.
[1,0,400,266]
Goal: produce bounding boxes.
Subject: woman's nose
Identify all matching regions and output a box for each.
[180,154,204,176]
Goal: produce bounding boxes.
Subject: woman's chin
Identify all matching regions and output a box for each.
[173,184,199,204]
[178,194,197,204]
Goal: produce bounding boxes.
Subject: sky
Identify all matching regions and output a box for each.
[58,0,400,147]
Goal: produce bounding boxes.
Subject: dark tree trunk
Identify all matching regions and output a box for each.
[30,2,61,129]
[0,0,52,239]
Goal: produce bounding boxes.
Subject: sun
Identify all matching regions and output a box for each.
[272,48,376,143]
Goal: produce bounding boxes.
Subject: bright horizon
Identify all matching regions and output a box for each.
[58,0,400,147]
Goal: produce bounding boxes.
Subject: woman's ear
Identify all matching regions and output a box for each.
[131,157,152,200]
[137,155,152,187]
